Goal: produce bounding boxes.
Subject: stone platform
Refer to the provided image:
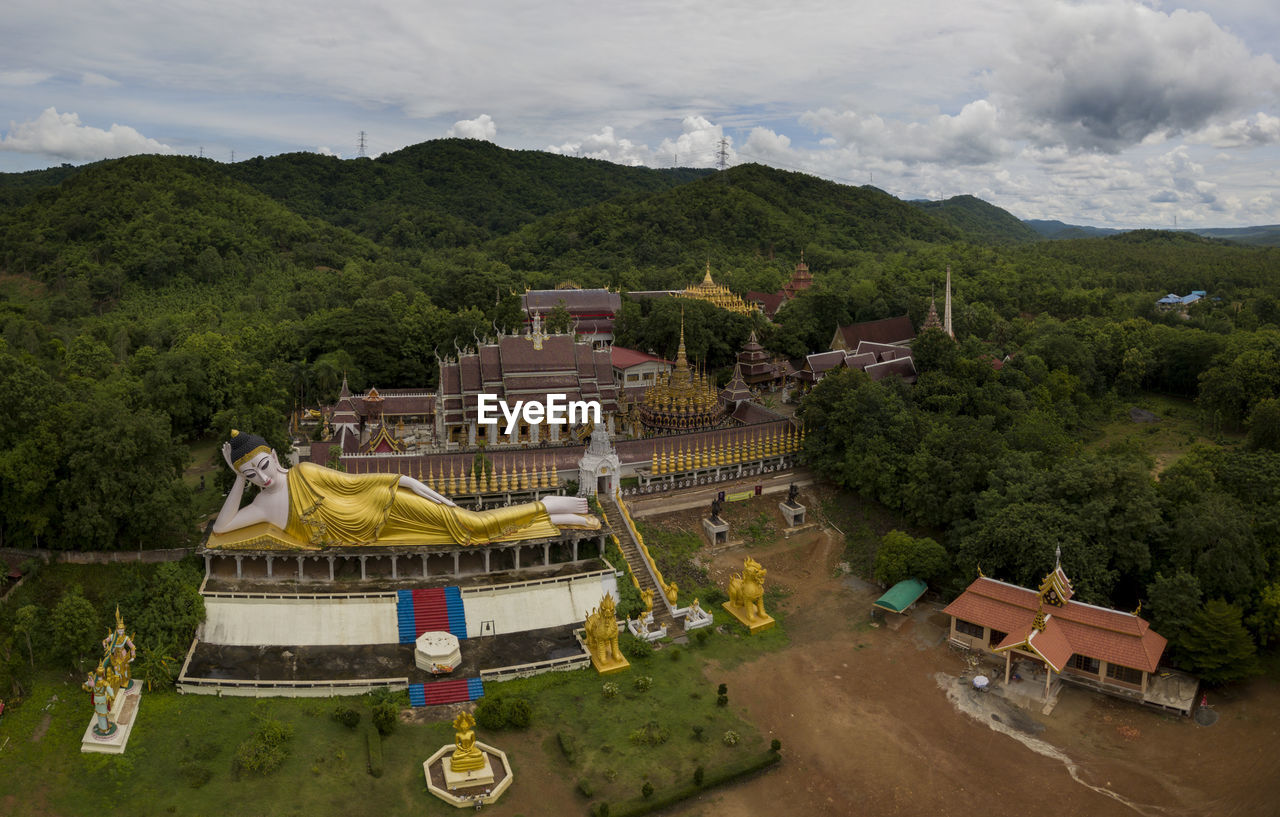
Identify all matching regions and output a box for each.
[424,742,513,808]
[81,686,142,754]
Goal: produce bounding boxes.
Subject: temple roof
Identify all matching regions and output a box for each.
[943,576,1167,673]
[831,315,916,350]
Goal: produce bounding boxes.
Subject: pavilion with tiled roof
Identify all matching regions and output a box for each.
[943,557,1169,706]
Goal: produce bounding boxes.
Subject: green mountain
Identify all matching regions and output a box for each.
[0,154,379,289]
[1188,225,1280,247]
[491,163,964,275]
[225,139,712,247]
[1023,219,1125,239]
[909,195,1040,243]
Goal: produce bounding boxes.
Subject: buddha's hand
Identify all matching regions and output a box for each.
[221,441,235,471]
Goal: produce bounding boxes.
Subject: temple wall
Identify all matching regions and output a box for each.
[460,572,618,638]
[200,596,399,646]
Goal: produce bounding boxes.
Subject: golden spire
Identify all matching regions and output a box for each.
[467,464,477,494]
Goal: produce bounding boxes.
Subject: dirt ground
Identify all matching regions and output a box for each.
[650,524,1280,817]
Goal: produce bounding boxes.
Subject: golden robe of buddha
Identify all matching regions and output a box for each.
[284,462,559,547]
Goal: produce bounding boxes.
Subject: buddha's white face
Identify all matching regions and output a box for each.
[239,451,282,489]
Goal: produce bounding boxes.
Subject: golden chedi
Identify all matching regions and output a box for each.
[637,317,727,433]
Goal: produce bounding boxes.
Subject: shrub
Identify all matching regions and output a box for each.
[723,730,740,746]
[505,697,533,729]
[475,696,533,730]
[703,588,727,606]
[641,781,654,799]
[331,705,361,729]
[717,683,727,696]
[558,731,578,763]
[232,718,294,777]
[601,682,619,699]
[632,675,653,692]
[366,728,383,778]
[667,646,683,661]
[691,725,704,742]
[716,694,728,707]
[693,765,705,786]
[590,802,609,817]
[179,761,212,789]
[771,738,782,753]
[693,628,710,646]
[371,701,398,736]
[628,720,670,746]
[620,631,653,660]
[577,778,594,798]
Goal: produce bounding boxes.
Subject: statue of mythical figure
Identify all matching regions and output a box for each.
[213,430,595,547]
[639,587,654,614]
[710,497,724,521]
[102,606,136,691]
[82,665,117,737]
[583,594,623,666]
[728,556,768,622]
[787,482,799,506]
[450,711,485,773]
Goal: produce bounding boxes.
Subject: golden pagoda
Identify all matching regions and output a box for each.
[680,262,753,315]
[637,314,727,433]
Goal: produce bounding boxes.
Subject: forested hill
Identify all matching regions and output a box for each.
[491,163,964,274]
[910,194,1041,244]
[225,139,713,247]
[0,154,380,291]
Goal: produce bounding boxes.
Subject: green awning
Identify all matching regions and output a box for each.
[873,578,928,614]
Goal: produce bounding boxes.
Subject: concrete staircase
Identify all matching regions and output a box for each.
[600,494,676,632]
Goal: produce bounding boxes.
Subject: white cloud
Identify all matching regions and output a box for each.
[446,114,497,141]
[801,100,1010,166]
[81,71,119,88]
[0,107,174,160]
[656,116,732,167]
[547,126,649,165]
[315,145,337,156]
[1189,112,1280,148]
[0,69,52,86]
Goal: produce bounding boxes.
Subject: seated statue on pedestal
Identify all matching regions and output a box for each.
[212,431,595,548]
[450,712,485,773]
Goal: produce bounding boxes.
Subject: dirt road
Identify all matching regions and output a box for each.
[664,525,1280,817]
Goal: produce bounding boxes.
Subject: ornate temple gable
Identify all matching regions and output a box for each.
[362,423,406,454]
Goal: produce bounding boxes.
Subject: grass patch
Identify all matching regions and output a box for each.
[1084,392,1243,474]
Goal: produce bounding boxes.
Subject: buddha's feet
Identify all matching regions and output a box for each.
[544,496,589,515]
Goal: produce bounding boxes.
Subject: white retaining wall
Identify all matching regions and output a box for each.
[461,573,618,638]
[200,596,399,646]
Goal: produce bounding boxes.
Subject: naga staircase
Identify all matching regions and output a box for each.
[599,494,677,633]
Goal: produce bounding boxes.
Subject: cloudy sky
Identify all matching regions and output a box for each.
[3,0,1279,228]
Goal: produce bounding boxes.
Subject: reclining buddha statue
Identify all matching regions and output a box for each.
[210,430,596,549]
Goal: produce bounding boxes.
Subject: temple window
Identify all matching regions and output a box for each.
[955,619,983,638]
[1069,654,1101,674]
[989,629,1008,646]
[1106,663,1143,685]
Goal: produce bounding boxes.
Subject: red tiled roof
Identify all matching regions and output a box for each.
[943,577,1167,673]
[746,290,787,317]
[611,346,673,370]
[833,316,915,350]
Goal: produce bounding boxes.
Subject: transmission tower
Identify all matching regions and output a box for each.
[715,137,730,171]
[357,131,368,158]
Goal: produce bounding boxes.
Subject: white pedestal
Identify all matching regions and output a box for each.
[444,753,496,788]
[81,686,142,755]
[415,631,462,673]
